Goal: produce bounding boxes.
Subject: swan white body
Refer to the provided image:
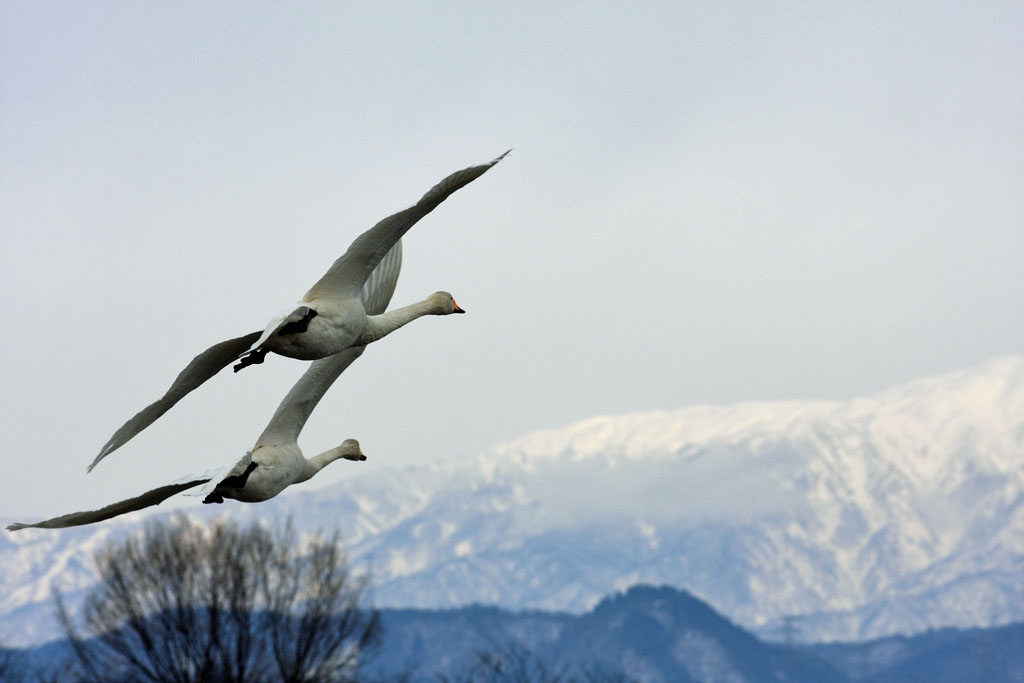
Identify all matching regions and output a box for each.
[254,290,465,361]
[88,150,507,471]
[8,243,403,531]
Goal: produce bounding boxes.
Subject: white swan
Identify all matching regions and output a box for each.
[7,242,405,531]
[87,150,508,472]
[6,438,365,531]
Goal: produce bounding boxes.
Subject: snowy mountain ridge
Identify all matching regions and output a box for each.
[2,356,1022,647]
[489,354,1021,474]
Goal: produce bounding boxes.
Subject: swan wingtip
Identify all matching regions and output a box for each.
[86,452,104,473]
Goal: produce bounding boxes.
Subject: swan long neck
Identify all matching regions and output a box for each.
[302,440,364,481]
[358,297,440,344]
[301,449,340,482]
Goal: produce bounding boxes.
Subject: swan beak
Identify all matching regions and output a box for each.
[452,298,466,314]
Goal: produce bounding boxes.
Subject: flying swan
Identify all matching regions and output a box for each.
[87,150,508,472]
[8,242,405,531]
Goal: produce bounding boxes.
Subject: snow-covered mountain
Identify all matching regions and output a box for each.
[2,356,1022,647]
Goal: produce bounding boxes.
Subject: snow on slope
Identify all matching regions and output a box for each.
[2,356,1022,646]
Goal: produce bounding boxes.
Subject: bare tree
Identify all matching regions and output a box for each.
[56,515,379,683]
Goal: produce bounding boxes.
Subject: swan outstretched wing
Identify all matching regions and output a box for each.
[6,478,209,531]
[304,150,508,302]
[254,348,364,448]
[255,241,403,448]
[88,332,261,471]
[9,453,254,531]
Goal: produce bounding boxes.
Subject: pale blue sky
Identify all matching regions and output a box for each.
[2,2,1022,517]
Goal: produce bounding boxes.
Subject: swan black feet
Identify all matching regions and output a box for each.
[234,348,268,372]
[203,462,258,503]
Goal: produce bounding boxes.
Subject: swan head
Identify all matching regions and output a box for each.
[334,438,366,462]
[428,291,465,315]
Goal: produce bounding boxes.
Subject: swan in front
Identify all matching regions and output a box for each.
[87,150,507,472]
[7,243,405,531]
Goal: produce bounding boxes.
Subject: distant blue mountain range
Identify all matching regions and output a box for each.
[6,585,1021,682]
[367,585,1024,682]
